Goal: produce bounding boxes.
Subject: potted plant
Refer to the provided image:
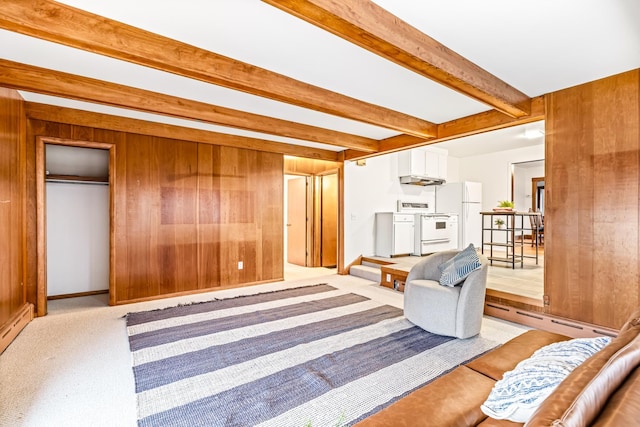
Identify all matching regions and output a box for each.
[494,218,505,229]
[494,200,515,212]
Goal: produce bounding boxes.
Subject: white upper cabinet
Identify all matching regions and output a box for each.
[424,147,447,181]
[398,149,426,177]
[398,147,447,181]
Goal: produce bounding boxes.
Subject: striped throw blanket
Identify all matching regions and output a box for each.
[126,284,499,426]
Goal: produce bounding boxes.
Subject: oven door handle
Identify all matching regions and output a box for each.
[423,238,450,244]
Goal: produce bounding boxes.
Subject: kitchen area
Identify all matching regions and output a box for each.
[374,146,483,258]
[344,123,545,301]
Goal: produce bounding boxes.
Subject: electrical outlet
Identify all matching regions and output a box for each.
[238,261,243,270]
[386,274,391,282]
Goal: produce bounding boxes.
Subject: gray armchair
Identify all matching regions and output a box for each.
[404,250,489,339]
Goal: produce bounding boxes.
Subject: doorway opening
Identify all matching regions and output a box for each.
[284,172,339,270]
[36,137,115,316]
[532,176,545,213]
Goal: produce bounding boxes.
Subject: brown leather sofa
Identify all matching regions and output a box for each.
[356,308,640,426]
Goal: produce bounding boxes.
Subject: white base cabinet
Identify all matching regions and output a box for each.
[375,213,415,257]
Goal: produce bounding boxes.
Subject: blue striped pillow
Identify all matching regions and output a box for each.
[438,244,481,287]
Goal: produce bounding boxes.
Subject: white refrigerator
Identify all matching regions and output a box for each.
[435,181,482,250]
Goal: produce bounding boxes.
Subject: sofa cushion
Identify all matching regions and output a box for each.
[355,366,495,427]
[438,244,481,287]
[467,330,571,381]
[526,326,640,427]
[591,365,640,425]
[481,337,611,423]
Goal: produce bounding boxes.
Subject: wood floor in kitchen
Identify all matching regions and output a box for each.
[483,241,544,301]
[373,240,544,305]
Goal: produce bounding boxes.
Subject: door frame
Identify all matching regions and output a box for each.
[285,174,313,266]
[283,158,344,273]
[35,137,116,316]
[531,177,545,212]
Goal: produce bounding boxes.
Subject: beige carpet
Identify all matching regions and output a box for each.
[0,272,528,427]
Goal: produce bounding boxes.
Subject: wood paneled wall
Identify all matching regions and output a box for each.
[545,69,640,329]
[284,156,342,175]
[0,88,25,326]
[26,120,283,307]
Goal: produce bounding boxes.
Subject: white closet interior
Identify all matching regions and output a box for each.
[45,144,110,297]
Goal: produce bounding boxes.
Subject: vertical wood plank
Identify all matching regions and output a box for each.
[197,144,221,289]
[24,119,40,310]
[321,173,338,267]
[0,88,25,324]
[545,70,640,328]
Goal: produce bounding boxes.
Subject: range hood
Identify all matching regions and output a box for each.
[399,175,446,186]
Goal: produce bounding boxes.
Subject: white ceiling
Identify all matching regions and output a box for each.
[436,121,546,158]
[4,1,640,154]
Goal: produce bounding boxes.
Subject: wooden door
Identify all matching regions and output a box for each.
[287,177,307,266]
[320,174,338,267]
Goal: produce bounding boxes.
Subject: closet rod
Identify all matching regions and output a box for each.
[46,179,109,186]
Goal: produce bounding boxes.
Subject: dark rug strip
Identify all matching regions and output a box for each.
[126,283,336,326]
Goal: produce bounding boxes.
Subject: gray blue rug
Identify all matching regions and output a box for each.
[126,284,499,426]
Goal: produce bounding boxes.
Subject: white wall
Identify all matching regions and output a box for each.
[445,155,460,183]
[344,152,436,262]
[46,182,110,296]
[46,144,109,177]
[514,162,545,212]
[456,145,544,213]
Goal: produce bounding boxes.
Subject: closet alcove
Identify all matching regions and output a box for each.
[45,143,110,299]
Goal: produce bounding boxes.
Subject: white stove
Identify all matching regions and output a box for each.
[397,200,459,255]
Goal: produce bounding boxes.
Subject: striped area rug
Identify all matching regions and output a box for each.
[126,284,500,426]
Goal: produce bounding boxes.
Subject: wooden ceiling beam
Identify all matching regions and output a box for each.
[0,0,437,138]
[344,96,545,160]
[437,96,544,140]
[25,102,340,161]
[264,0,532,118]
[0,59,378,153]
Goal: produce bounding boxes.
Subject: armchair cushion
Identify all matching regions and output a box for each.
[438,244,481,287]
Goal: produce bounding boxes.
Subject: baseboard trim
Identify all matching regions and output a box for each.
[484,301,618,339]
[485,289,544,311]
[112,278,284,305]
[1,303,34,354]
